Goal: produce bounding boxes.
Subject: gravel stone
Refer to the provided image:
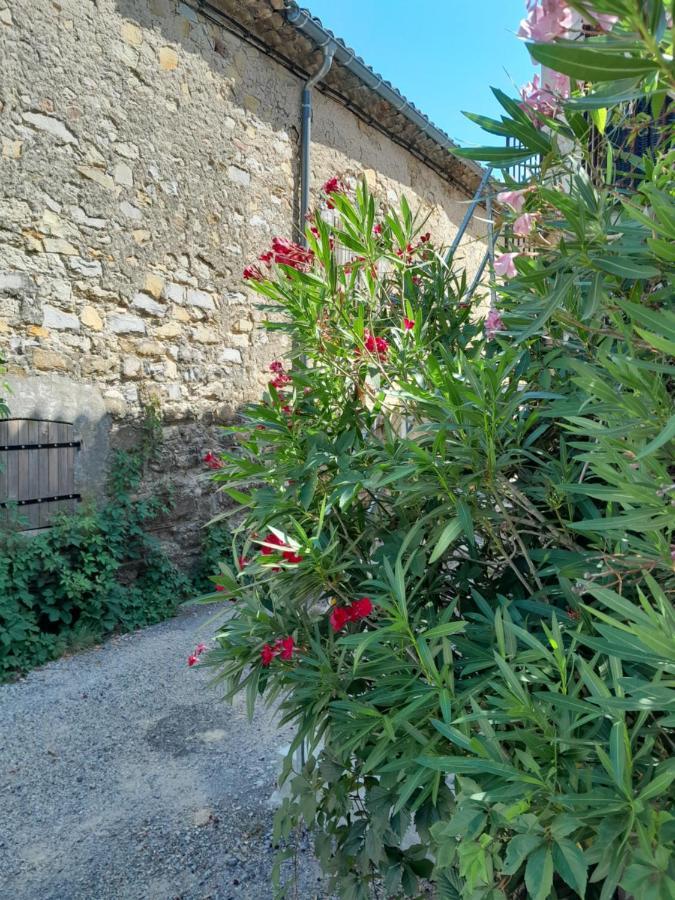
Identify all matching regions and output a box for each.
[0,605,327,899]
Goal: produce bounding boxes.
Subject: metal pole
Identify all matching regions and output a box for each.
[299,42,336,244]
[445,166,492,264]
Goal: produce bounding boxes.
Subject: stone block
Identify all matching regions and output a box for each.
[68,257,102,277]
[33,349,68,370]
[110,313,146,334]
[122,356,142,377]
[120,201,142,220]
[113,162,134,187]
[0,272,30,295]
[121,21,143,47]
[80,305,103,330]
[136,341,164,358]
[2,138,22,159]
[227,166,250,186]
[132,292,166,317]
[220,347,242,364]
[144,274,165,299]
[43,304,80,331]
[193,326,219,344]
[22,112,78,144]
[159,46,179,70]
[77,166,116,191]
[186,288,215,311]
[43,238,78,255]
[156,322,182,339]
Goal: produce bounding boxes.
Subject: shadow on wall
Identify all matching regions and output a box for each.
[112,0,485,247]
[3,375,111,500]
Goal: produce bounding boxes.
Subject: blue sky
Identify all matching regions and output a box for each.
[304,0,534,148]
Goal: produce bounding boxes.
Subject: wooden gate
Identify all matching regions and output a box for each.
[0,419,81,529]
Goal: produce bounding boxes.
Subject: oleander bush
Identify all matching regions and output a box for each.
[203,2,674,897]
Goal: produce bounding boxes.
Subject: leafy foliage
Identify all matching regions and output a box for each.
[0,406,192,680]
[205,3,674,897]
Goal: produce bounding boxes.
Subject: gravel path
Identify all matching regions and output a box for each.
[0,604,325,900]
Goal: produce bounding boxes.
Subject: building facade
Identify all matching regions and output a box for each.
[0,0,487,561]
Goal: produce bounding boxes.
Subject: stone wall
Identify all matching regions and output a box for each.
[0,0,487,564]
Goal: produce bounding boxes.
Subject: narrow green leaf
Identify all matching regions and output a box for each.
[527,42,659,81]
[429,518,463,563]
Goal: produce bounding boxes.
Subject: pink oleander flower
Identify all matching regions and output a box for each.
[494,252,520,278]
[497,189,529,213]
[520,71,571,127]
[485,307,505,340]
[584,9,619,32]
[518,0,574,42]
[403,317,415,330]
[269,360,284,374]
[195,643,207,655]
[513,212,538,236]
[373,223,383,235]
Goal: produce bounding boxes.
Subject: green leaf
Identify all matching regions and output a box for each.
[429,518,463,563]
[451,146,536,166]
[503,833,544,875]
[525,845,554,900]
[636,413,675,459]
[553,839,588,898]
[592,258,661,279]
[527,41,659,81]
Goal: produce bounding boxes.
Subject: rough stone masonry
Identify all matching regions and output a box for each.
[0,0,487,563]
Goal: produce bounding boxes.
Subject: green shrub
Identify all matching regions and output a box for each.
[0,411,192,680]
[204,3,674,897]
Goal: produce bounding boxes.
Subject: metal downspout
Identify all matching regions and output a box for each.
[299,41,336,244]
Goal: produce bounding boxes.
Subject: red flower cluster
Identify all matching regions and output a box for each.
[187,642,207,667]
[329,597,373,632]
[259,532,304,564]
[243,237,315,281]
[361,330,389,360]
[268,361,292,391]
[243,264,264,282]
[321,177,345,208]
[203,451,223,470]
[271,237,314,271]
[261,635,296,667]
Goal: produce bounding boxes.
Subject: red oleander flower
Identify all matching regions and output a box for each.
[259,251,273,266]
[203,452,223,470]
[271,237,314,271]
[261,644,275,667]
[403,318,415,330]
[269,372,292,390]
[269,360,285,373]
[329,605,352,632]
[373,223,383,235]
[420,232,431,243]
[282,550,303,564]
[351,597,373,620]
[187,654,198,667]
[243,264,264,281]
[322,177,344,207]
[362,331,389,360]
[260,533,286,555]
[276,636,296,661]
[322,177,343,195]
[329,597,374,631]
[216,585,226,592]
[237,555,249,569]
